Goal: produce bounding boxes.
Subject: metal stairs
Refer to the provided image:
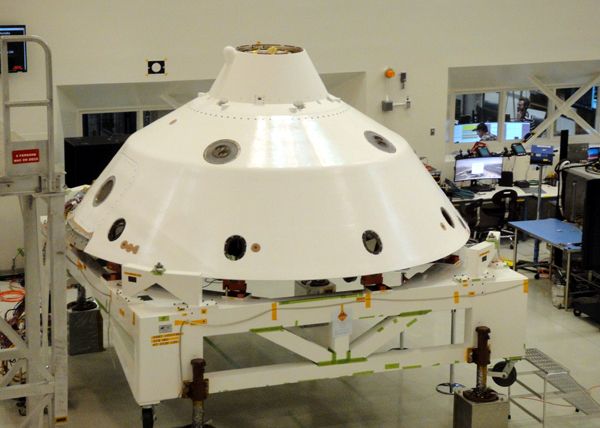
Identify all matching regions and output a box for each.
[509,347,600,426]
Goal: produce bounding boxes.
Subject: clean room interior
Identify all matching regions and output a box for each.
[2,1,600,427]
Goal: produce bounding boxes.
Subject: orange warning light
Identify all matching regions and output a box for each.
[384,68,396,79]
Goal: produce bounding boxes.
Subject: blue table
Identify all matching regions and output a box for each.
[509,218,582,309]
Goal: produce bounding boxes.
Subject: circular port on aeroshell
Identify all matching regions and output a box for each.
[362,230,383,255]
[204,139,240,164]
[224,235,247,261]
[441,207,455,228]
[108,218,126,242]
[93,176,115,207]
[364,131,396,154]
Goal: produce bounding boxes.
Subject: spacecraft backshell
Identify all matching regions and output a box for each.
[71,45,469,280]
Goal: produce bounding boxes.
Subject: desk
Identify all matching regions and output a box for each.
[451,184,558,204]
[509,218,582,309]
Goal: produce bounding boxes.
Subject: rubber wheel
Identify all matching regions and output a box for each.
[574,309,582,317]
[534,273,540,280]
[142,407,154,428]
[492,361,517,387]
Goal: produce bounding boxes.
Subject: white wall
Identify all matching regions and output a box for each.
[2,0,600,267]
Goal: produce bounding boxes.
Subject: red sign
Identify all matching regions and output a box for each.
[12,149,40,164]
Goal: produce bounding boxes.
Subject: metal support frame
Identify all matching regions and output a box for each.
[0,36,67,426]
[66,245,528,408]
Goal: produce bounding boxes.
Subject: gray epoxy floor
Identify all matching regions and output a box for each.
[3,241,600,427]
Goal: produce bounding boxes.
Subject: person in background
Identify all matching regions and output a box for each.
[474,122,496,141]
[516,97,532,122]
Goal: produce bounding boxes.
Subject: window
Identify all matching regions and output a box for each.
[82,111,137,137]
[554,87,597,136]
[453,92,500,143]
[143,110,172,127]
[505,90,548,140]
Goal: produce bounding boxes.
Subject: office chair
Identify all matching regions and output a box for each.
[461,199,484,243]
[482,189,519,247]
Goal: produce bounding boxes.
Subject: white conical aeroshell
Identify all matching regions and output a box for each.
[71,44,469,280]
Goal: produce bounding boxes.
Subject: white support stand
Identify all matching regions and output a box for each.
[0,36,67,426]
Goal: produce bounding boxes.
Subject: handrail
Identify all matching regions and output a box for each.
[1,35,56,191]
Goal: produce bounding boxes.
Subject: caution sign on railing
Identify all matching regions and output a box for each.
[12,149,40,164]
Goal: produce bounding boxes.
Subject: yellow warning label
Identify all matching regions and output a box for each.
[523,279,529,294]
[174,319,206,326]
[151,332,181,347]
[453,291,460,304]
[123,271,142,277]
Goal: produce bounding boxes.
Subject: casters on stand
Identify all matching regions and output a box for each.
[141,406,155,428]
[491,361,517,388]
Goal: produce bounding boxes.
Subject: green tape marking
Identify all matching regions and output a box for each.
[158,315,170,322]
[359,315,376,320]
[250,326,284,333]
[352,370,374,376]
[317,357,367,367]
[398,310,431,317]
[377,326,385,333]
[406,318,418,327]
[432,363,441,367]
[385,363,400,370]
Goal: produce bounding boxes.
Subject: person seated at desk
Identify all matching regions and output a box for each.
[468,123,496,155]
[474,123,497,141]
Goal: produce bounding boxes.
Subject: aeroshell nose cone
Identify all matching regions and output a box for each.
[71,43,469,281]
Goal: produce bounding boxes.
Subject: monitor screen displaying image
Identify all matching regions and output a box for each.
[505,121,531,140]
[0,25,27,73]
[454,157,503,182]
[453,122,498,143]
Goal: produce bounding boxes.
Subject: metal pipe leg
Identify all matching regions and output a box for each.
[192,401,205,428]
[565,252,572,310]
[512,229,519,271]
[436,309,464,395]
[188,358,209,428]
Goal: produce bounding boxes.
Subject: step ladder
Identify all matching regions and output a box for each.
[509,348,600,426]
[0,35,67,427]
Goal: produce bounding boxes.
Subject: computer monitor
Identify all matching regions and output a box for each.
[477,146,491,157]
[588,145,599,162]
[505,122,531,140]
[453,122,498,143]
[454,157,503,182]
[511,142,527,155]
[0,25,27,73]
